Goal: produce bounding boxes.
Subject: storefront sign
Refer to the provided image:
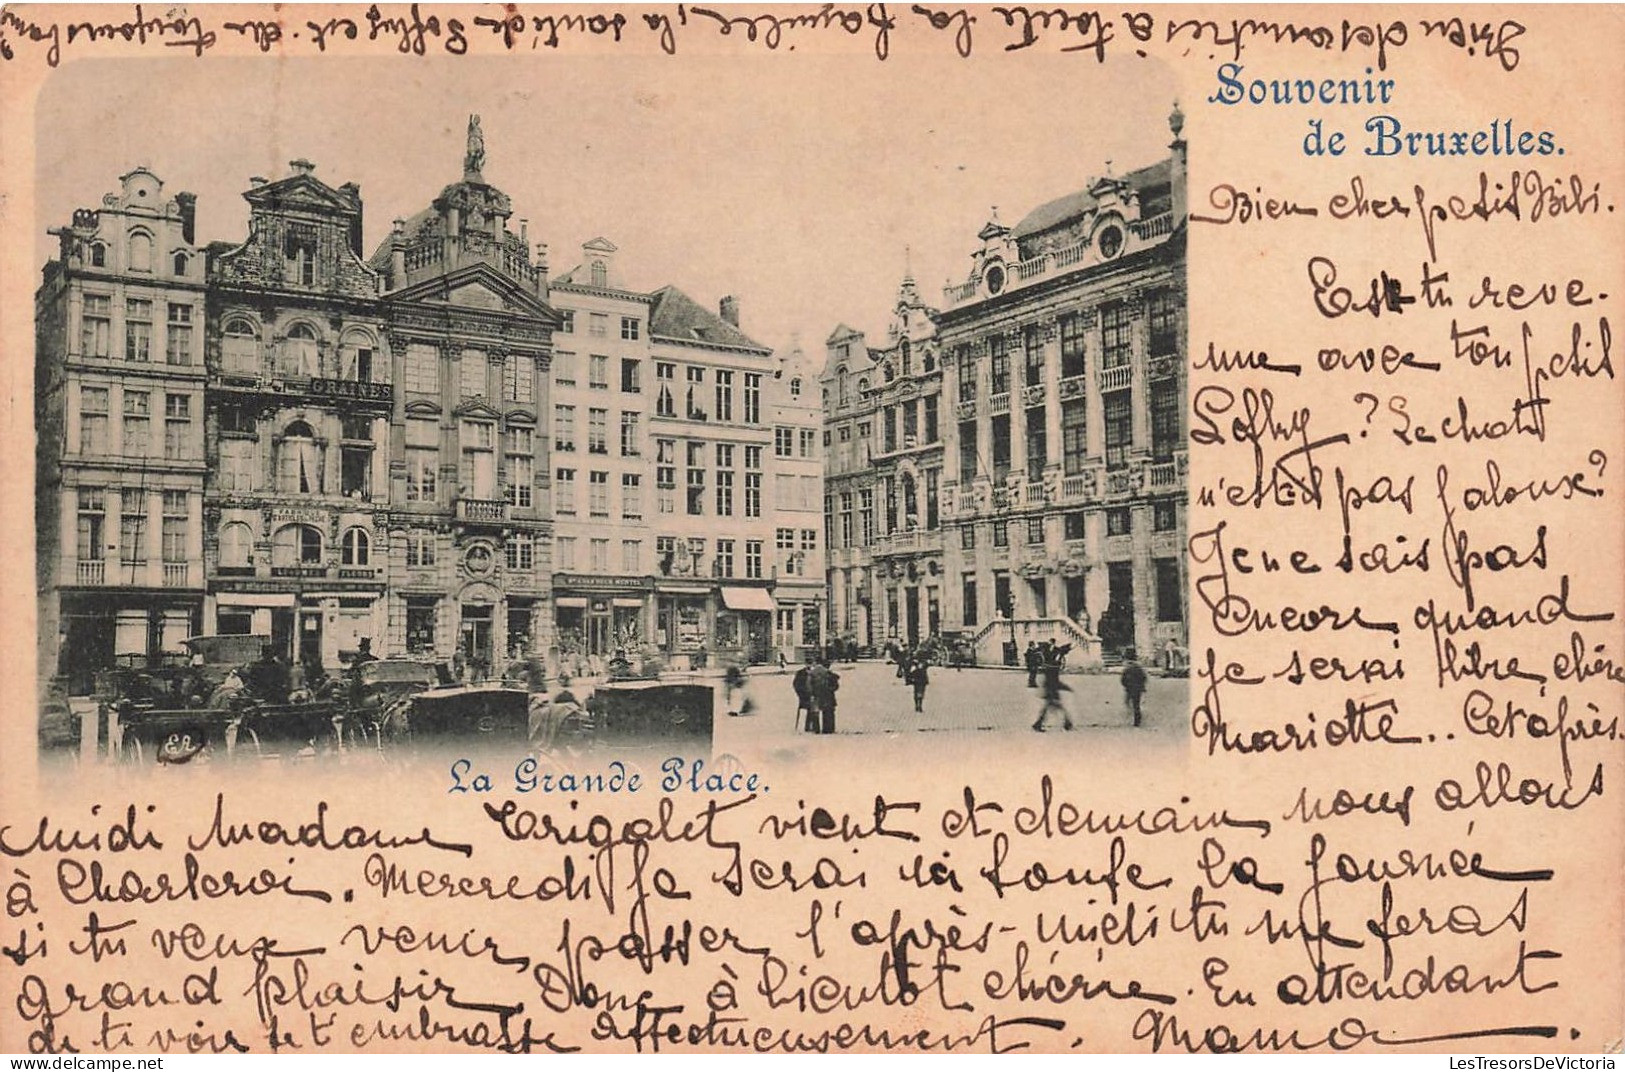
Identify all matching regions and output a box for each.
[554,573,649,590]
[309,377,393,403]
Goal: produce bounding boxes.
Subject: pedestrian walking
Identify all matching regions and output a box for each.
[908,660,929,713]
[1032,661,1073,732]
[723,663,748,716]
[1121,653,1148,727]
[1024,642,1041,687]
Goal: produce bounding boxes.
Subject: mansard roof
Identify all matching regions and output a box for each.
[1011,158,1171,239]
[648,285,769,353]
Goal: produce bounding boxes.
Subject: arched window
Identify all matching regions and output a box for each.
[590,260,608,287]
[923,349,937,373]
[837,367,849,406]
[172,251,189,276]
[89,243,107,268]
[128,231,153,272]
[280,322,320,377]
[276,420,324,494]
[217,522,254,569]
[339,330,375,382]
[341,528,371,567]
[857,377,870,395]
[789,377,802,398]
[901,472,919,529]
[272,524,323,568]
[222,318,259,374]
[883,363,896,383]
[901,338,912,375]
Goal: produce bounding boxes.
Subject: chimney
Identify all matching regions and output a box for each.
[175,192,197,244]
[340,182,363,257]
[390,218,407,288]
[719,295,739,327]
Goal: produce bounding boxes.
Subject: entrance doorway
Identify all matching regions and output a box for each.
[460,604,493,677]
[1101,562,1135,656]
[586,611,610,656]
[904,587,920,645]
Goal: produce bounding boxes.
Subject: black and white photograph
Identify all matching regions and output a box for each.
[32,53,1186,770]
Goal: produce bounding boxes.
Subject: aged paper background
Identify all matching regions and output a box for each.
[1,3,1621,1054]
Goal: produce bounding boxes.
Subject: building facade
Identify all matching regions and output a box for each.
[36,168,208,692]
[820,274,945,649]
[767,343,828,658]
[202,160,392,672]
[545,238,656,661]
[370,127,559,674]
[937,110,1189,666]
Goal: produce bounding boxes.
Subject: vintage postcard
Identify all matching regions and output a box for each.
[0,2,1620,1055]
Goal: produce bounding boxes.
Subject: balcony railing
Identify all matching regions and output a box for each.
[1098,364,1132,392]
[1149,461,1179,489]
[162,562,190,587]
[989,391,1011,414]
[1132,213,1174,240]
[458,498,509,523]
[76,560,106,585]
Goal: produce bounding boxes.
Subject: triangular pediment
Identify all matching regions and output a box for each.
[453,399,504,421]
[388,262,557,323]
[244,174,359,217]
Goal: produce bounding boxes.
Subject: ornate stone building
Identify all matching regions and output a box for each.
[36,168,207,692]
[202,160,391,669]
[938,109,1189,667]
[369,120,559,672]
[820,273,944,649]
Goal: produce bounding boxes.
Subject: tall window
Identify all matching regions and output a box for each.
[621,539,641,573]
[461,349,487,398]
[714,370,734,422]
[505,427,534,508]
[883,409,897,453]
[1060,313,1086,378]
[590,539,609,571]
[217,521,253,570]
[687,441,706,515]
[925,470,939,530]
[1024,325,1044,386]
[686,367,706,419]
[656,439,676,514]
[744,473,762,519]
[77,488,106,565]
[554,351,576,386]
[405,419,438,502]
[839,492,853,547]
[160,493,189,564]
[587,408,608,453]
[924,396,939,443]
[221,317,257,373]
[128,231,154,273]
[1062,400,1088,474]
[554,405,576,452]
[745,539,763,579]
[555,537,576,570]
[962,575,978,626]
[957,347,977,402]
[990,415,1011,482]
[655,362,676,417]
[743,373,761,424]
[462,420,496,499]
[989,335,1009,395]
[859,489,875,543]
[620,316,640,340]
[620,412,641,456]
[715,539,735,578]
[774,426,793,457]
[406,531,437,568]
[405,343,439,393]
[1026,407,1047,475]
[341,431,372,499]
[621,358,642,393]
[504,355,534,402]
[277,420,322,493]
[284,229,316,286]
[715,443,735,517]
[589,355,609,390]
[341,335,374,383]
[163,394,192,461]
[589,471,609,517]
[282,323,320,377]
[903,402,919,445]
[341,528,371,567]
[776,528,798,574]
[272,524,320,568]
[1149,290,1179,356]
[959,422,978,483]
[1151,378,1181,462]
[121,391,150,457]
[124,299,153,362]
[555,468,576,514]
[591,262,608,287]
[219,439,255,493]
[120,498,148,568]
[165,304,193,366]
[1156,558,1182,622]
[621,474,642,520]
[1102,302,1132,369]
[81,295,112,358]
[507,534,535,572]
[1104,390,1133,468]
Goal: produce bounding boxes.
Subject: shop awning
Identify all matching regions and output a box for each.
[720,587,776,612]
[555,597,589,609]
[611,598,644,608]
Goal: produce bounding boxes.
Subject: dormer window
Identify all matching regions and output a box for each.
[172,251,189,276]
[128,231,154,273]
[590,260,607,287]
[88,243,107,268]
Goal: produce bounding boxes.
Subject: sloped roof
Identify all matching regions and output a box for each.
[1012,158,1171,239]
[825,322,864,344]
[648,285,769,352]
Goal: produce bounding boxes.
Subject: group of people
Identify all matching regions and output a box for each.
[791,656,841,734]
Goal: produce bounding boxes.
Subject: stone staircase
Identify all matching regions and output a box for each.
[969,617,1102,670]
